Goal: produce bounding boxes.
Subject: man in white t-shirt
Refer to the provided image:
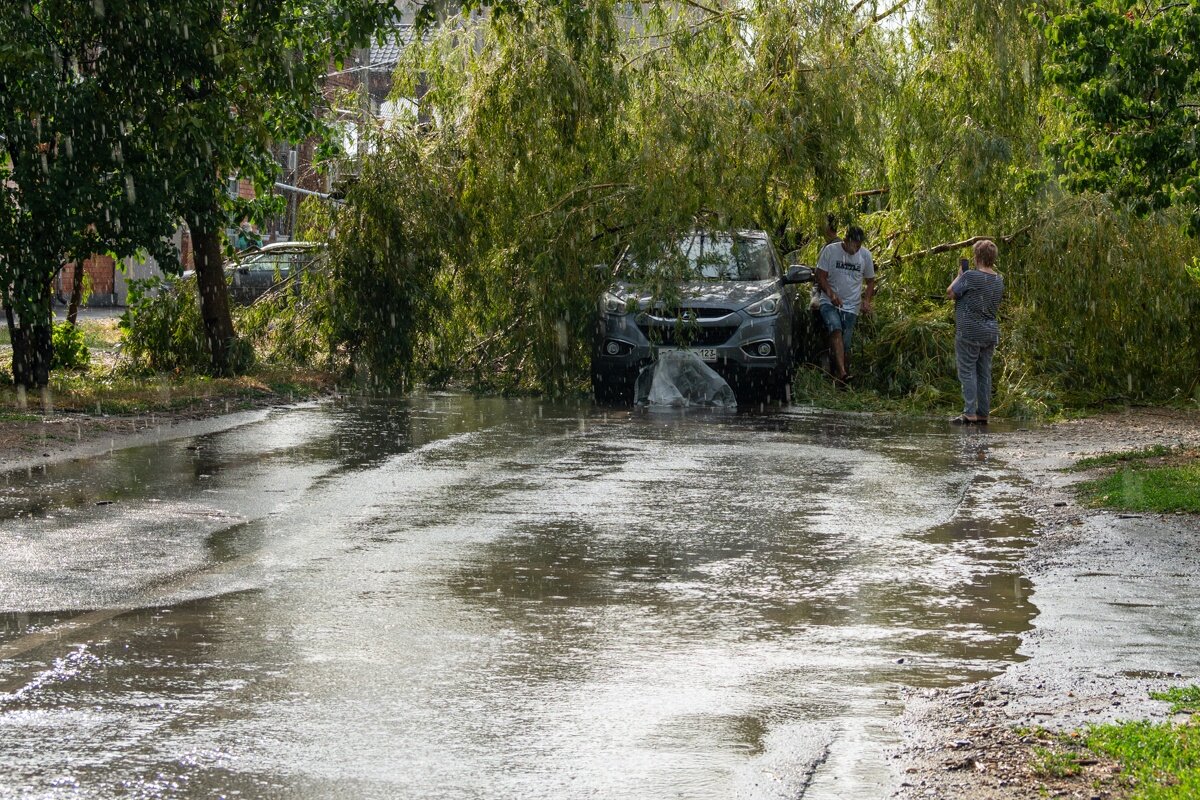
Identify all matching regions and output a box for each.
[814,225,875,385]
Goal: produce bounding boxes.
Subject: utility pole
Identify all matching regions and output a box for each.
[358,46,371,171]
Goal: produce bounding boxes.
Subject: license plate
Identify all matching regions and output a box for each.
[657,347,718,362]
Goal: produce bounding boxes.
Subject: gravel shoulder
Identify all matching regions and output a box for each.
[895,407,1200,799]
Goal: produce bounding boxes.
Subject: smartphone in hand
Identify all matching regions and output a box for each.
[959,257,969,274]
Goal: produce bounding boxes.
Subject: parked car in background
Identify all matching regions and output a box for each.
[592,229,814,404]
[183,241,326,304]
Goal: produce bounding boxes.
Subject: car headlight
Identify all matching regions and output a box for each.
[746,292,781,317]
[602,291,628,315]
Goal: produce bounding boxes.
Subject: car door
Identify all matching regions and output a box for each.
[230,252,272,302]
[249,253,288,299]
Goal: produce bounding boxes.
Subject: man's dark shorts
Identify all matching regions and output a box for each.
[819,303,858,351]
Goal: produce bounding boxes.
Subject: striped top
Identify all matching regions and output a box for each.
[951,269,1004,344]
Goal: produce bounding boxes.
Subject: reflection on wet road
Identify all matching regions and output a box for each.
[0,396,1034,798]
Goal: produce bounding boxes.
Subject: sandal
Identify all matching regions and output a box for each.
[950,415,975,425]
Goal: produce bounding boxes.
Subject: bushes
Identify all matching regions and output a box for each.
[843,200,1200,416]
[860,299,957,400]
[50,321,89,371]
[238,266,336,372]
[1003,201,1200,407]
[118,276,213,374]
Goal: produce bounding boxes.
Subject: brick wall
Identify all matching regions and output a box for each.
[58,254,117,304]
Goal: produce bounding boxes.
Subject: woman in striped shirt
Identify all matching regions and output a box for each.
[946,239,1004,425]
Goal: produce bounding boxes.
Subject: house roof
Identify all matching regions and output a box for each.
[368,25,425,72]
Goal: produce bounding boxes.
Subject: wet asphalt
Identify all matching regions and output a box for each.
[0,396,1037,799]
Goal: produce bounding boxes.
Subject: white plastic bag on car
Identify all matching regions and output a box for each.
[635,349,737,408]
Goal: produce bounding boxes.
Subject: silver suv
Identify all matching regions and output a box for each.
[227,242,325,304]
[591,230,813,403]
[184,242,326,304]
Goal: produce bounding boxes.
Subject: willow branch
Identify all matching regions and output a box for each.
[682,0,724,16]
[527,183,635,222]
[457,317,522,368]
[880,222,1034,267]
[853,0,911,39]
[621,8,745,69]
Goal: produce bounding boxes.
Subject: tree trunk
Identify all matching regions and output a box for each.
[4,306,29,392]
[67,260,85,326]
[192,222,238,376]
[6,291,55,392]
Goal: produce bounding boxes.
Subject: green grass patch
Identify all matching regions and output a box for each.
[1071,444,1180,471]
[1031,745,1084,778]
[0,410,41,423]
[1077,461,1200,512]
[0,365,334,416]
[77,319,122,352]
[1152,686,1200,714]
[1086,720,1200,799]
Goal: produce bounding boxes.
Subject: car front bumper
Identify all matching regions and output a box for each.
[592,312,791,384]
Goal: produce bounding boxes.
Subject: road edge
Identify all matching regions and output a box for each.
[892,407,1200,799]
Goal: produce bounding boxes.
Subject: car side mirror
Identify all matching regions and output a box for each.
[783,265,813,284]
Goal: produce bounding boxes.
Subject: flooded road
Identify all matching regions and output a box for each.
[0,396,1035,799]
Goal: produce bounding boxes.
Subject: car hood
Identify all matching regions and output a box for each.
[612,279,778,309]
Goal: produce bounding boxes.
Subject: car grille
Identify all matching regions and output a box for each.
[651,306,736,320]
[637,322,739,347]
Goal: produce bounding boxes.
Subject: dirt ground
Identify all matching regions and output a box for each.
[0,393,310,475]
[894,407,1200,799]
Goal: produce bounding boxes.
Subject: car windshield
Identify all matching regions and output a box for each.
[238,249,319,272]
[639,233,775,282]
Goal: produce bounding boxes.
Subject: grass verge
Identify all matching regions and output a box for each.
[1070,444,1182,471]
[1076,461,1200,512]
[1,319,335,417]
[10,366,336,416]
[1085,717,1200,799]
[1017,689,1200,798]
[1152,687,1200,715]
[1030,745,1084,778]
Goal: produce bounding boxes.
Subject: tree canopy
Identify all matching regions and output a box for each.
[1045,0,1200,234]
[6,0,1199,409]
[308,0,1199,407]
[1,0,399,388]
[1,2,184,391]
